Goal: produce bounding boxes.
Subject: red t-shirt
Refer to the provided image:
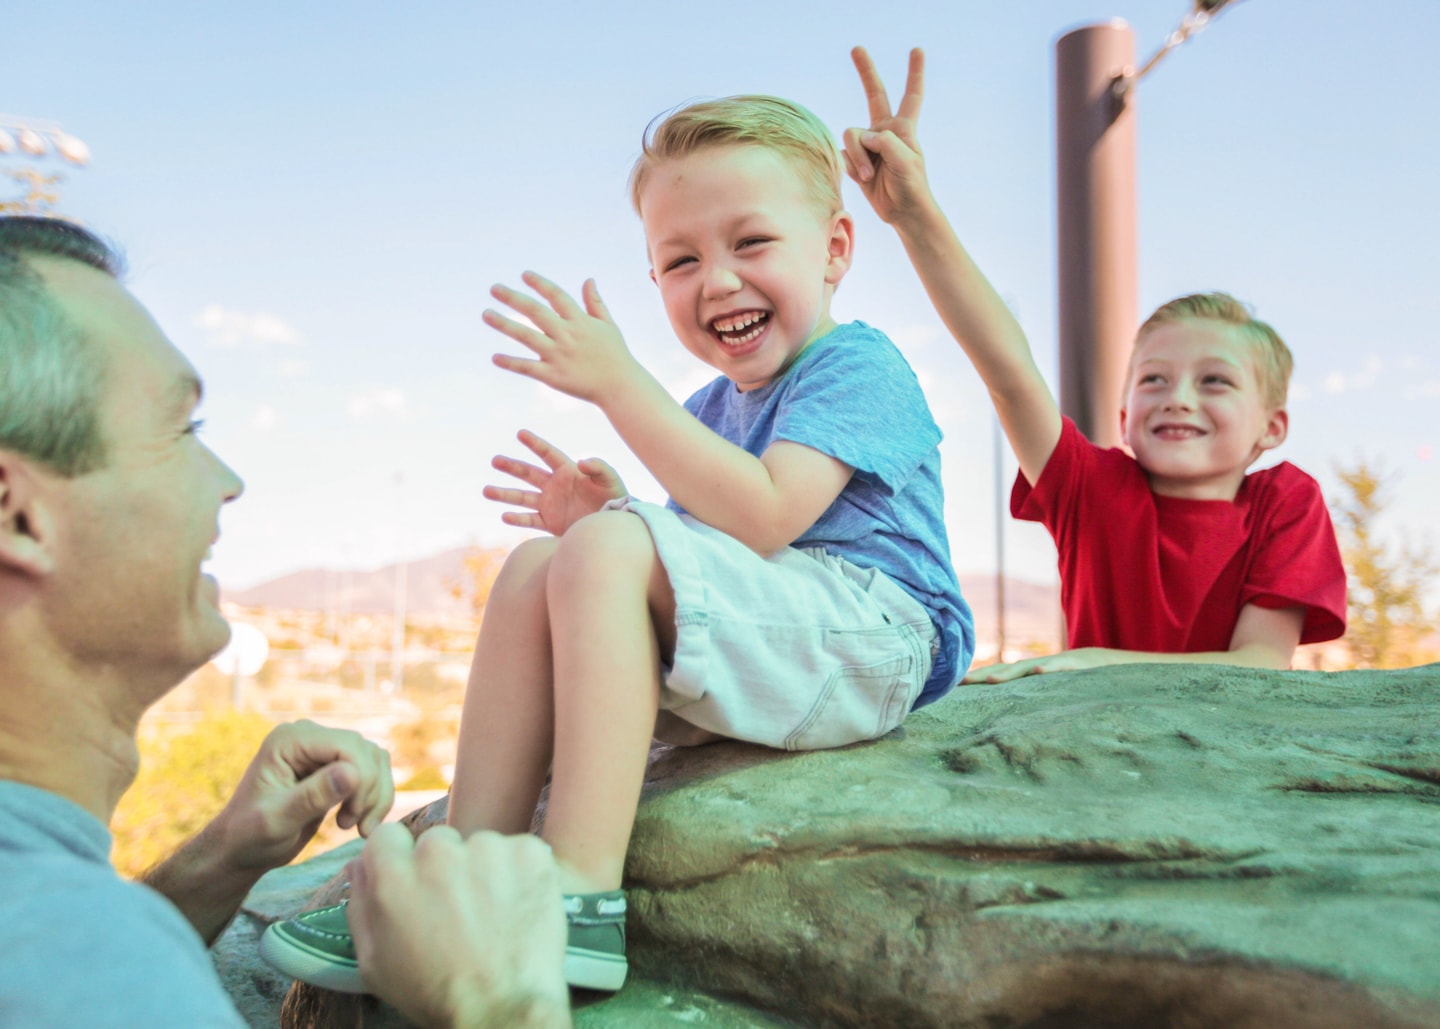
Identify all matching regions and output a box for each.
[1012,417,1346,651]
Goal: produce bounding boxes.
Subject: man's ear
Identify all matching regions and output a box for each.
[824,210,856,286]
[0,453,56,578]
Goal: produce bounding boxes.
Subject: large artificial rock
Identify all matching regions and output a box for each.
[225,662,1440,1027]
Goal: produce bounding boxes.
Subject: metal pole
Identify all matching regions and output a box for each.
[1055,20,1138,448]
[390,472,407,693]
[391,557,407,693]
[994,412,1007,662]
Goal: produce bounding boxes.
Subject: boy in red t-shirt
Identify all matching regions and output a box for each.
[842,47,1345,682]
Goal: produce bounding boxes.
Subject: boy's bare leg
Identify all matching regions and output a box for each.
[448,536,562,836]
[542,511,676,894]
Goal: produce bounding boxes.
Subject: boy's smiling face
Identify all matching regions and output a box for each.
[1120,319,1289,500]
[640,144,853,391]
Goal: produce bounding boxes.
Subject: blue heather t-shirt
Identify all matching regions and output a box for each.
[0,780,247,1028]
[668,320,973,705]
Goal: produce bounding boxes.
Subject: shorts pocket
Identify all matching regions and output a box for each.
[783,624,923,751]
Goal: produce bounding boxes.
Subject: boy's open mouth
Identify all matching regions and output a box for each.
[1154,424,1204,440]
[711,311,769,347]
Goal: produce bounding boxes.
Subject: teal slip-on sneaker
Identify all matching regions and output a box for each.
[258,901,365,994]
[564,890,627,991]
[260,890,628,994]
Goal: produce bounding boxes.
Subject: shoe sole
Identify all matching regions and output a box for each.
[258,922,366,994]
[564,946,627,991]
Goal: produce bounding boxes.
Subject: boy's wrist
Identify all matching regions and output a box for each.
[888,190,949,241]
[592,359,667,422]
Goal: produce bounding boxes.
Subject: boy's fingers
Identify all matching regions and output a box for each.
[483,485,541,510]
[487,285,562,340]
[517,430,571,471]
[482,309,551,354]
[859,129,916,169]
[840,127,874,182]
[520,270,583,319]
[581,278,612,322]
[492,352,553,381]
[490,454,548,487]
[896,47,925,122]
[500,510,544,530]
[850,46,892,125]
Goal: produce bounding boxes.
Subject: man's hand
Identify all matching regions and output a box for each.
[347,824,571,1029]
[487,273,640,404]
[213,719,393,872]
[485,429,626,537]
[842,47,933,227]
[145,720,393,944]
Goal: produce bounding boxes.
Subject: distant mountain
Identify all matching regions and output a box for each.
[223,546,481,616]
[957,572,1063,650]
[223,545,1060,646]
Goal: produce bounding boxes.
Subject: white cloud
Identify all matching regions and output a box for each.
[277,358,309,378]
[251,405,279,430]
[1403,380,1440,400]
[348,389,407,420]
[195,304,302,347]
[1320,355,1384,395]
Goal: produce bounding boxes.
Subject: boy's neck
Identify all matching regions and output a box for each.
[1145,466,1249,502]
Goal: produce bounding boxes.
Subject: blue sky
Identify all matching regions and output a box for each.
[5,0,1438,598]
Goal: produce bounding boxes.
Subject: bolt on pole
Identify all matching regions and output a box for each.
[1055,20,1138,448]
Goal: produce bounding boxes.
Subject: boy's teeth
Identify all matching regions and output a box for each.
[713,312,767,345]
[715,313,760,332]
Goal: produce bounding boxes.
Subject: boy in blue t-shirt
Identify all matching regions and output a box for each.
[262,93,972,995]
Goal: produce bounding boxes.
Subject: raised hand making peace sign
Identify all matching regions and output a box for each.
[841,47,932,227]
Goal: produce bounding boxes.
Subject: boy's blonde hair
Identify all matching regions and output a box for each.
[1133,292,1294,410]
[628,95,843,218]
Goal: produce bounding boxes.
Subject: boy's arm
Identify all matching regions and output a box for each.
[843,47,1061,487]
[963,603,1305,683]
[487,274,851,554]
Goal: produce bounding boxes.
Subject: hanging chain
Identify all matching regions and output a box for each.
[1113,0,1247,99]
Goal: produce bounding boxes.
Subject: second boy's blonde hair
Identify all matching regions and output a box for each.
[1133,292,1294,410]
[628,95,843,218]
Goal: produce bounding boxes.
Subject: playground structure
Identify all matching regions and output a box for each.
[0,114,91,215]
[1055,0,1243,446]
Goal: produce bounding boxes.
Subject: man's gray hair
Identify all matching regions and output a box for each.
[0,217,125,476]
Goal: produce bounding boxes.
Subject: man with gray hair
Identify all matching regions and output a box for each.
[0,216,571,1029]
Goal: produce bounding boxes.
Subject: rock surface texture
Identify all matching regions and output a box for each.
[222,662,1440,1028]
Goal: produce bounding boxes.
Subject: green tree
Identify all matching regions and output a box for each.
[111,710,275,878]
[1,167,63,215]
[448,545,508,618]
[1331,458,1439,669]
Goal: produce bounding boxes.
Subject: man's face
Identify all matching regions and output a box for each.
[35,258,243,689]
[640,144,852,391]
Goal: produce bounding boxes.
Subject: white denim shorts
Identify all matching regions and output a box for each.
[614,499,937,752]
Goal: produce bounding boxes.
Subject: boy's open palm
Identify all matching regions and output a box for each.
[843,47,932,226]
[486,272,639,403]
[485,429,626,537]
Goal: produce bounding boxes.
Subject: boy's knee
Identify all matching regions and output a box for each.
[550,511,656,586]
[491,536,560,596]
